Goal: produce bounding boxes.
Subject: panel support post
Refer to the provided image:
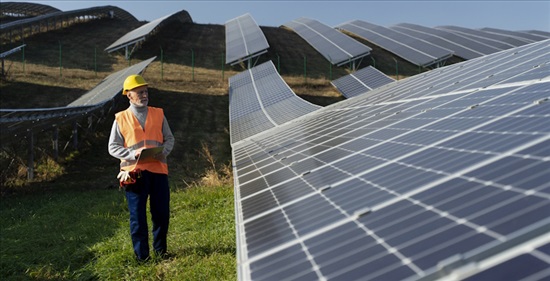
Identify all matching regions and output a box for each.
[53,127,59,161]
[72,121,78,150]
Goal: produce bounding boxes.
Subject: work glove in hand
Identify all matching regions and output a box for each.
[117,170,131,182]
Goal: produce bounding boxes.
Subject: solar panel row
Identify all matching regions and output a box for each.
[105,10,192,53]
[232,39,550,280]
[331,66,395,98]
[225,13,270,65]
[390,23,490,60]
[436,25,520,51]
[1,57,156,143]
[283,17,371,67]
[337,20,454,67]
[229,61,320,144]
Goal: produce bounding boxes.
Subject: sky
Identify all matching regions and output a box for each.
[5,1,550,32]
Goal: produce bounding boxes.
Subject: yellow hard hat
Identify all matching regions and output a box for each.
[123,74,148,95]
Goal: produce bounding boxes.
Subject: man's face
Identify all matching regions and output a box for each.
[127,85,149,107]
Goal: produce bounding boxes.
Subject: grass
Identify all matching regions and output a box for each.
[0,183,236,280]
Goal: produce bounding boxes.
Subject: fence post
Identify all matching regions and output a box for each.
[72,121,78,149]
[303,55,307,84]
[392,57,399,80]
[160,47,164,80]
[276,53,280,73]
[53,127,59,161]
[329,60,332,80]
[94,46,97,77]
[22,44,26,74]
[221,52,225,81]
[28,130,34,180]
[191,48,195,82]
[59,40,62,77]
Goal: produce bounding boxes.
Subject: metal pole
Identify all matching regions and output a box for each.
[277,53,280,73]
[303,55,307,84]
[329,60,332,80]
[94,46,97,77]
[22,45,25,74]
[53,127,59,161]
[28,130,34,180]
[160,47,164,80]
[392,57,399,80]
[72,121,78,150]
[221,53,225,80]
[59,40,62,77]
[191,48,195,82]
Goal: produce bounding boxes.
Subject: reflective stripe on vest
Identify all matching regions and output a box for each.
[115,107,168,174]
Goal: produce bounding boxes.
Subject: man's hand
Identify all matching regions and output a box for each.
[117,170,131,182]
[134,147,145,159]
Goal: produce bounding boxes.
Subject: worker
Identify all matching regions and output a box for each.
[108,74,175,262]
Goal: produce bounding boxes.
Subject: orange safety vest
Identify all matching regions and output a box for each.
[115,107,168,174]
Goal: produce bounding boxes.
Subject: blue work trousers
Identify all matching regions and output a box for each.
[124,170,170,260]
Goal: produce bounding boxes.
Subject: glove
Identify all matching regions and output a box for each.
[117,170,131,182]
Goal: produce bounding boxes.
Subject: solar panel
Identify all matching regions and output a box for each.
[225,13,269,66]
[390,23,490,60]
[229,60,320,144]
[436,26,523,50]
[1,57,156,143]
[0,44,26,58]
[480,27,544,43]
[104,10,192,54]
[331,66,395,98]
[232,39,550,280]
[283,17,371,67]
[337,20,454,67]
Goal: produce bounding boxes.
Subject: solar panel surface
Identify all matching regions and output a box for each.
[104,10,191,53]
[436,26,520,51]
[331,66,395,98]
[225,13,269,65]
[232,39,550,280]
[229,61,320,144]
[1,57,156,142]
[283,17,371,66]
[390,24,487,60]
[337,20,454,67]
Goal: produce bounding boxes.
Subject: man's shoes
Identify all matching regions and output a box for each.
[136,256,150,264]
[154,251,174,260]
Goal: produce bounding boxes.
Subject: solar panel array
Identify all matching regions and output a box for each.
[337,20,454,67]
[1,5,137,34]
[232,39,550,280]
[225,13,269,65]
[229,60,321,144]
[283,17,371,66]
[1,57,156,143]
[481,27,548,43]
[104,10,192,53]
[331,66,395,98]
[0,2,60,17]
[436,25,522,51]
[390,23,491,60]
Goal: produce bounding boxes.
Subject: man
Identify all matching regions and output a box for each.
[108,74,175,261]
